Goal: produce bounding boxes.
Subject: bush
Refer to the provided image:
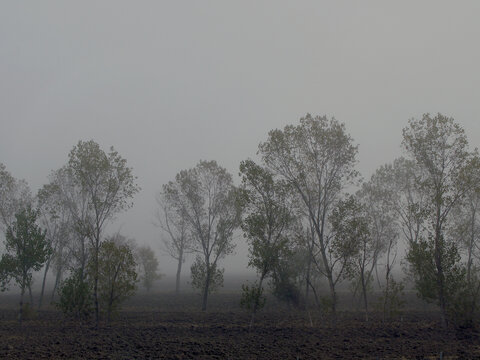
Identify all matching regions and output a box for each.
[240,281,266,312]
[56,271,93,320]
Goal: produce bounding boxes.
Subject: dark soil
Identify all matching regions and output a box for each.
[0,293,478,359]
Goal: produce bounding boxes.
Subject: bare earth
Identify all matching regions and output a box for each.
[0,293,479,359]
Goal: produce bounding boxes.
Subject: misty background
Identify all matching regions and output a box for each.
[1,1,480,286]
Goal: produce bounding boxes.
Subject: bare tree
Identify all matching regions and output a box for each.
[155,192,192,294]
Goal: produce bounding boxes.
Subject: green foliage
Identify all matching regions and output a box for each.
[0,207,51,292]
[240,281,266,312]
[330,195,369,279]
[190,256,224,294]
[56,270,93,320]
[407,235,468,317]
[93,240,138,320]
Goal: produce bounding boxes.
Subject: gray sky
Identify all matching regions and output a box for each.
[1,1,480,276]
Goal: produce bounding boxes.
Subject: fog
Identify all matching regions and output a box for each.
[1,1,480,282]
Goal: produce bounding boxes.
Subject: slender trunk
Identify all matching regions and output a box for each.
[94,236,100,327]
[51,265,63,302]
[309,281,321,309]
[361,270,368,322]
[249,275,265,329]
[19,283,25,323]
[327,274,337,320]
[383,250,391,323]
[39,258,51,309]
[434,208,447,329]
[175,250,183,295]
[201,266,211,311]
[28,283,33,306]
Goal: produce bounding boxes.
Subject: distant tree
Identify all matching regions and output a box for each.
[0,163,32,232]
[92,240,137,322]
[66,140,140,326]
[44,167,90,282]
[163,160,242,310]
[258,114,359,318]
[37,181,73,309]
[239,159,294,327]
[136,245,162,291]
[0,207,51,321]
[155,191,193,294]
[402,114,478,327]
[360,165,402,322]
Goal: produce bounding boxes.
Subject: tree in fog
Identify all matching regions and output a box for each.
[330,195,373,321]
[45,167,91,282]
[0,207,51,321]
[360,166,402,321]
[402,114,478,327]
[136,245,162,291]
[37,181,73,308]
[155,191,193,294]
[0,163,32,232]
[163,160,242,310]
[91,239,137,322]
[258,114,358,317]
[449,154,480,323]
[66,140,140,325]
[239,159,294,327]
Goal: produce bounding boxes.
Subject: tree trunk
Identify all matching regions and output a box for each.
[361,271,369,322]
[249,275,265,329]
[28,283,33,306]
[51,265,63,302]
[175,250,183,295]
[202,267,211,311]
[327,273,337,319]
[39,258,51,309]
[94,237,100,327]
[19,284,25,323]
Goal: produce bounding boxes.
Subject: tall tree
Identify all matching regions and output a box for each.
[0,207,51,321]
[258,114,358,317]
[239,159,294,327]
[66,140,140,325]
[402,113,477,327]
[163,160,242,311]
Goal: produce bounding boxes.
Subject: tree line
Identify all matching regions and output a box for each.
[1,113,479,329]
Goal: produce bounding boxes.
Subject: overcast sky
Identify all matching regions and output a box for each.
[1,1,480,276]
